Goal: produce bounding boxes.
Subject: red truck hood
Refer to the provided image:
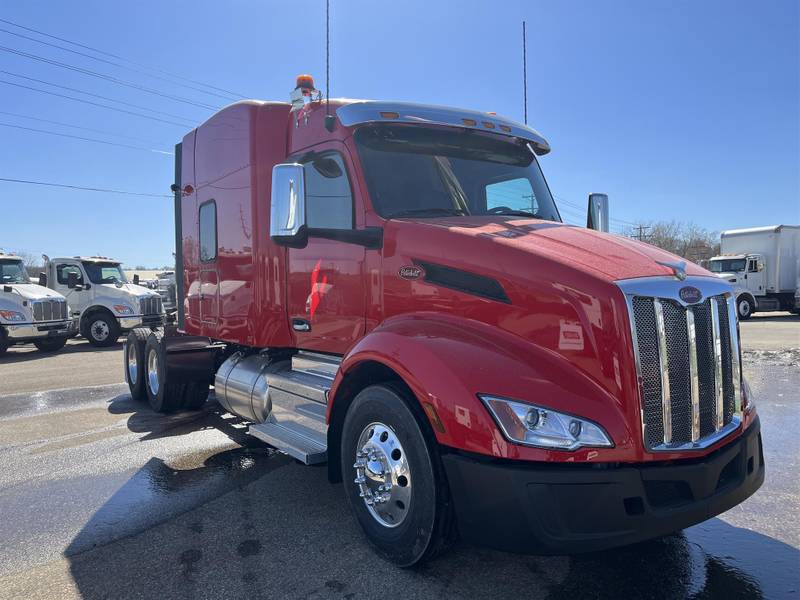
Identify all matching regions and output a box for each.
[408,217,708,281]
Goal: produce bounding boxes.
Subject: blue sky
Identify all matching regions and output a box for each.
[1,0,798,267]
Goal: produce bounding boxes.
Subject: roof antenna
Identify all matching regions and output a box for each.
[324,0,336,132]
[522,21,528,125]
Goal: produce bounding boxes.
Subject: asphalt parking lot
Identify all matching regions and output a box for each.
[0,313,798,599]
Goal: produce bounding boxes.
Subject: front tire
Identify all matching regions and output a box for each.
[33,337,68,352]
[340,383,453,566]
[737,296,753,320]
[84,312,120,347]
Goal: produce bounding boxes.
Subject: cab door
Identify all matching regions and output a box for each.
[53,261,89,315]
[286,147,365,354]
[745,256,764,295]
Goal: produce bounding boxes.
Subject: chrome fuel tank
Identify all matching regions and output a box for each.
[214,353,289,423]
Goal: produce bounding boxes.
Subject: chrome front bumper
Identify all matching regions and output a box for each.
[4,319,75,341]
[118,314,164,330]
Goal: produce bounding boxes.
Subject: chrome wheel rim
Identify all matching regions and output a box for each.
[127,342,138,384]
[146,348,159,396]
[92,319,109,342]
[353,422,411,528]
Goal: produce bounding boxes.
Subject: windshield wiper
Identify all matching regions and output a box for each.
[387,207,467,219]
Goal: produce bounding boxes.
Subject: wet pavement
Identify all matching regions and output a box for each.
[0,360,797,598]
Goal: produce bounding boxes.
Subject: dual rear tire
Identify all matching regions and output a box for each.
[125,329,208,412]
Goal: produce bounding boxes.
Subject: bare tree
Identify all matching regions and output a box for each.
[625,221,720,266]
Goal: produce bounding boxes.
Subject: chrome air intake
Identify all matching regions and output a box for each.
[618,276,742,451]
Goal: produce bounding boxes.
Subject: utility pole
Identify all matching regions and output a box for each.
[632,224,651,242]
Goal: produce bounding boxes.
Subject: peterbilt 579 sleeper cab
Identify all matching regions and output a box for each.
[123,76,764,566]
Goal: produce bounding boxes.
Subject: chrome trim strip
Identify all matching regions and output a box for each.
[336,101,551,155]
[623,295,648,443]
[616,275,733,306]
[653,299,672,444]
[649,416,741,452]
[726,294,743,413]
[710,298,725,431]
[686,308,701,442]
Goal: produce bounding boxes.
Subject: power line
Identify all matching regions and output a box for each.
[0,177,171,198]
[0,110,167,144]
[0,45,220,111]
[0,17,246,98]
[0,27,240,102]
[0,122,172,155]
[0,69,195,123]
[0,79,192,128]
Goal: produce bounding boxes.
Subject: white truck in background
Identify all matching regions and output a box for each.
[0,252,74,356]
[41,255,165,346]
[709,225,800,319]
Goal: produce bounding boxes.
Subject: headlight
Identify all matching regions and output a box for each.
[113,304,135,315]
[0,310,26,322]
[480,395,613,451]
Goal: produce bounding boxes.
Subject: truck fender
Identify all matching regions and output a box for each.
[326,312,631,474]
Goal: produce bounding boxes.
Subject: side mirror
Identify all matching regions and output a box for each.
[38,272,47,287]
[74,284,84,291]
[133,274,140,285]
[67,270,78,289]
[587,193,609,233]
[270,163,307,247]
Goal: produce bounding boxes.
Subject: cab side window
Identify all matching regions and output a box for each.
[747,259,758,272]
[56,264,83,285]
[199,201,217,262]
[303,154,353,229]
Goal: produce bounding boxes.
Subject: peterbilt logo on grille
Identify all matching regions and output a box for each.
[679,286,703,304]
[398,266,424,280]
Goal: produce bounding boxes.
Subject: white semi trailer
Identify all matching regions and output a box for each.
[709,225,800,319]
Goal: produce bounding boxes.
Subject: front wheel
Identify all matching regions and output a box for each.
[737,297,753,320]
[340,383,453,566]
[84,312,120,347]
[33,337,68,352]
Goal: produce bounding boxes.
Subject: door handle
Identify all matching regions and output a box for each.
[292,318,311,332]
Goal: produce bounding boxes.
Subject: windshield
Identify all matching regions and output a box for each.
[710,259,746,273]
[354,125,561,221]
[82,261,127,284]
[0,259,30,284]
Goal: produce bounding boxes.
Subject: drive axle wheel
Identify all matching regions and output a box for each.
[125,328,149,401]
[341,383,454,567]
[143,331,208,413]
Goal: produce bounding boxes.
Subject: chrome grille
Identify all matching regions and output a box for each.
[32,299,68,322]
[622,277,742,452]
[139,296,162,315]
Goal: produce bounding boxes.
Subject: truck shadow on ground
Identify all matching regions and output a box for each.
[59,395,795,599]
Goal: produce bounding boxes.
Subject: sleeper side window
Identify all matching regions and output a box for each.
[303,153,354,229]
[199,201,217,262]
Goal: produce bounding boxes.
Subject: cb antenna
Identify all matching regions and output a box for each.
[324,0,335,131]
[522,20,528,125]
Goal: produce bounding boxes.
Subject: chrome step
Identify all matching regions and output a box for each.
[246,352,341,464]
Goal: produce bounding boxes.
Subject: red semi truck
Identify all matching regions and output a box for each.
[124,76,763,566]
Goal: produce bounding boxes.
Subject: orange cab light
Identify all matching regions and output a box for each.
[295,74,315,89]
[462,118,477,126]
[499,125,512,132]
[487,111,497,115]
[380,111,400,119]
[482,121,495,129]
